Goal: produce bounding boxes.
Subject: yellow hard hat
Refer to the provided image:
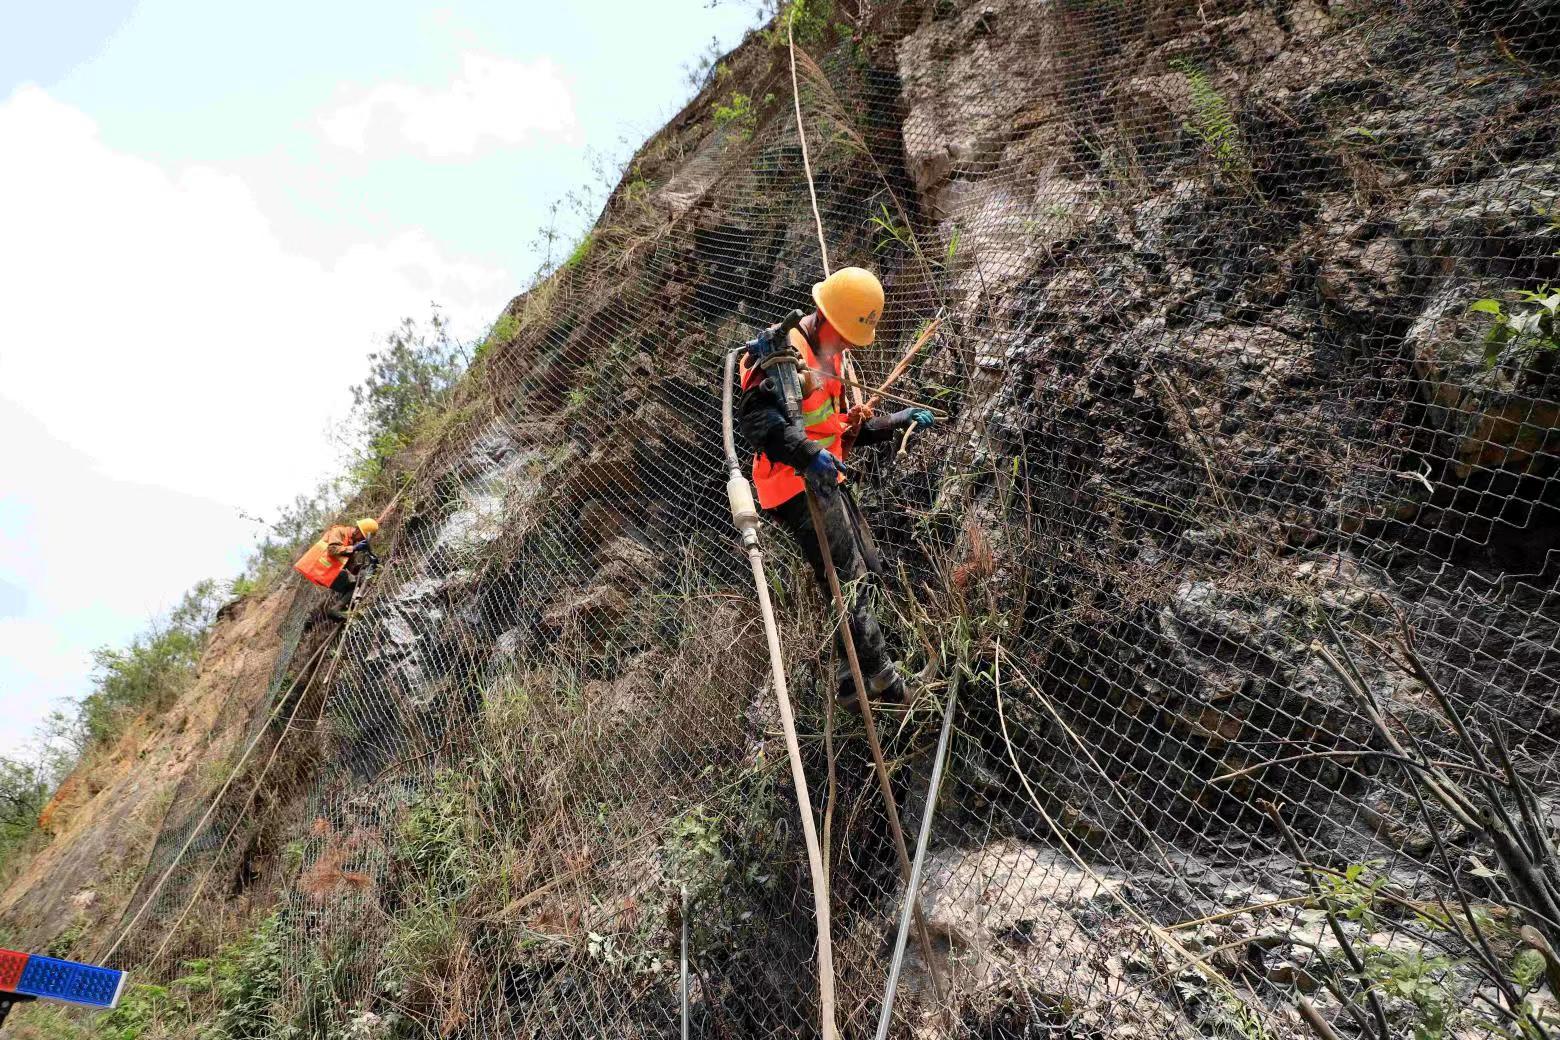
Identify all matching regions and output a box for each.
[356,518,380,537]
[812,266,884,347]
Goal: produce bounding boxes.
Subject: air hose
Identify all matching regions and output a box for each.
[723,347,838,1040]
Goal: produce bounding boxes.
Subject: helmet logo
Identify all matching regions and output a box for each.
[861,308,879,328]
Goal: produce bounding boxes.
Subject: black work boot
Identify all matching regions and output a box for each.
[835,665,907,713]
[868,665,908,706]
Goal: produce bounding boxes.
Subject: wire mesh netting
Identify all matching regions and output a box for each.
[84,0,1560,1037]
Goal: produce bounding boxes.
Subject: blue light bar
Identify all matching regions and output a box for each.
[0,949,125,1010]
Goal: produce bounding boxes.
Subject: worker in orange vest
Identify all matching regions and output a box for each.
[294,517,380,618]
[738,268,934,709]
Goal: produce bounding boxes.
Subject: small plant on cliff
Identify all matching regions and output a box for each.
[1170,59,1247,178]
[762,0,836,48]
[394,771,476,900]
[714,92,761,140]
[205,911,289,1040]
[95,982,185,1040]
[473,312,520,363]
[1472,286,1560,368]
[1362,947,1459,1040]
[564,230,597,271]
[869,202,914,254]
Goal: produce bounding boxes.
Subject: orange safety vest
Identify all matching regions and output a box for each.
[293,525,358,588]
[740,327,850,509]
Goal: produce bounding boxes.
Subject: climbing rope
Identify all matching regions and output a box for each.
[788,17,830,280]
[102,636,334,962]
[781,11,948,1008]
[104,528,389,965]
[147,635,338,964]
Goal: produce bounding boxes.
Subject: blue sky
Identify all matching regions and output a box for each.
[0,0,759,757]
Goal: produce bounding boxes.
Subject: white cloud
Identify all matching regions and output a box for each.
[0,85,518,754]
[0,400,267,756]
[319,52,581,158]
[0,84,513,515]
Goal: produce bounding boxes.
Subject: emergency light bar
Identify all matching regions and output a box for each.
[0,948,125,1010]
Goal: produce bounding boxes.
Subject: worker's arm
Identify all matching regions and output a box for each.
[738,373,822,470]
[852,407,935,448]
[324,527,356,559]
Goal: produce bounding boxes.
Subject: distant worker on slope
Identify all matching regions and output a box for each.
[738,267,934,709]
[294,517,380,620]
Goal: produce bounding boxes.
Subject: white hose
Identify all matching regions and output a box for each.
[681,884,690,1040]
[722,347,838,1040]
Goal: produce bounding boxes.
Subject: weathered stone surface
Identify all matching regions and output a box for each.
[904,840,1204,1038]
[897,0,1064,211]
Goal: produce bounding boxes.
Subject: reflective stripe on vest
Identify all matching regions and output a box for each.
[745,327,849,509]
[802,398,836,426]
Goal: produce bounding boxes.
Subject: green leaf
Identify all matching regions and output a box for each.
[1469,298,1505,315]
[1513,948,1546,990]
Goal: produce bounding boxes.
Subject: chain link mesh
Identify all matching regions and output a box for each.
[82,0,1560,1037]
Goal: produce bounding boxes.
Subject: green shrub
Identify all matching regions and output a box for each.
[0,757,48,874]
[95,983,181,1040]
[77,581,221,748]
[346,309,469,485]
[1472,286,1560,367]
[395,771,476,899]
[1361,947,1457,1040]
[564,231,596,271]
[206,911,288,1040]
[714,92,757,139]
[474,312,521,362]
[764,0,837,47]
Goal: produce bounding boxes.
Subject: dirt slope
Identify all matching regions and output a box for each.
[0,585,300,953]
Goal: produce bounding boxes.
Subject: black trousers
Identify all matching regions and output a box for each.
[771,486,893,695]
[329,569,356,597]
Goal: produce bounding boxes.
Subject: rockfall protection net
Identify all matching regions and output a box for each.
[97,0,1560,1037]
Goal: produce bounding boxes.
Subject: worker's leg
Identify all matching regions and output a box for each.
[772,488,900,703]
[327,570,356,620]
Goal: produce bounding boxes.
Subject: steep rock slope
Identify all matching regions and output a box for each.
[5,1,1558,1038]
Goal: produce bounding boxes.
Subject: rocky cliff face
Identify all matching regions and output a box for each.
[5,2,1558,1038]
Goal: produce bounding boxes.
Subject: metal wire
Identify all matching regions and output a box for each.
[31,3,1558,1038]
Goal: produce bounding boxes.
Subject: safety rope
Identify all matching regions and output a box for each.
[788,17,830,280]
[785,10,942,1002]
[102,635,333,962]
[147,635,337,964]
